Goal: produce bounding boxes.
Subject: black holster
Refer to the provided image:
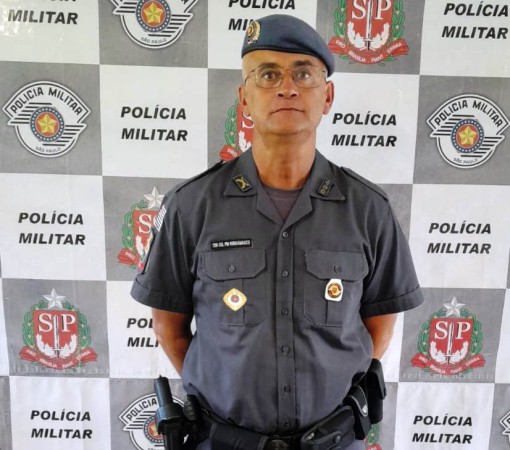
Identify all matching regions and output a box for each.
[344,358,386,440]
[300,405,355,450]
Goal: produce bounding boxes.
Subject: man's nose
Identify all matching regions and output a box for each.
[277,70,299,97]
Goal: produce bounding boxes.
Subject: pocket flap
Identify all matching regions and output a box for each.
[202,249,266,280]
[306,250,367,281]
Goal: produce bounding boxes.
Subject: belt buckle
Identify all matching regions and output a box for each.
[267,439,289,450]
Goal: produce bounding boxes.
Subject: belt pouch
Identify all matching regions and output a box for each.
[343,385,371,440]
[210,422,266,450]
[300,405,355,450]
[365,358,386,424]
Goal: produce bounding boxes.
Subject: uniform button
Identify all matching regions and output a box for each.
[283,385,291,393]
[281,346,290,354]
[334,435,341,443]
[228,265,236,273]
[334,265,341,273]
[282,231,289,238]
[281,308,289,316]
[282,270,289,277]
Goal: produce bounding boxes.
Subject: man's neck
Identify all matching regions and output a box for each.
[251,133,316,189]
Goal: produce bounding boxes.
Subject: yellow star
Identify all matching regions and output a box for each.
[459,126,477,146]
[37,114,58,135]
[149,422,159,437]
[143,2,164,25]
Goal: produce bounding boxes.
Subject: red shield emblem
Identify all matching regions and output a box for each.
[133,210,158,258]
[346,0,392,52]
[220,100,254,161]
[429,317,472,366]
[33,309,79,359]
[236,101,254,153]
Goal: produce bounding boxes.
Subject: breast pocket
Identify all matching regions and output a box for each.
[200,249,267,326]
[303,250,367,327]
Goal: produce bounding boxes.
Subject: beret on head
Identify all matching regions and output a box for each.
[241,14,335,77]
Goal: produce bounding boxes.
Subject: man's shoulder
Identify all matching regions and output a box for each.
[175,160,229,194]
[337,166,389,202]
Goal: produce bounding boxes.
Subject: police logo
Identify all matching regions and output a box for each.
[220,99,254,161]
[329,0,409,64]
[501,410,510,444]
[427,94,509,168]
[120,393,183,450]
[411,297,485,376]
[246,20,261,45]
[111,0,197,49]
[325,279,343,301]
[3,81,90,158]
[19,289,97,370]
[223,288,247,311]
[118,187,164,270]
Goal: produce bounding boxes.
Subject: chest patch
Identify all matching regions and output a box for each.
[325,279,344,302]
[223,288,247,311]
[211,239,253,251]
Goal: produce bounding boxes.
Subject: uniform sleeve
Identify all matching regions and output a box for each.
[130,191,194,314]
[360,206,424,318]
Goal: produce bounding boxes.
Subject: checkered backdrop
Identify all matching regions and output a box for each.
[0,1,509,449]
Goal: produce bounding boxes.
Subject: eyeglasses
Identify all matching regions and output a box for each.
[244,64,327,89]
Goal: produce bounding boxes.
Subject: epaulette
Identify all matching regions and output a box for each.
[341,167,388,200]
[175,160,227,192]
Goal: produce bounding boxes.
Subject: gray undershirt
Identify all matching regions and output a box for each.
[262,183,303,221]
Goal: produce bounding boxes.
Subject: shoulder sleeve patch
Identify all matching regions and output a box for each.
[175,160,226,192]
[341,167,388,200]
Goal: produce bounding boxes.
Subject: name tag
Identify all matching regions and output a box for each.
[211,239,253,251]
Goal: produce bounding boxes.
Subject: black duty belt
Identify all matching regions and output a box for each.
[197,405,356,450]
[199,412,303,449]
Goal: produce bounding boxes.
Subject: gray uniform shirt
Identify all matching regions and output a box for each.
[131,149,423,435]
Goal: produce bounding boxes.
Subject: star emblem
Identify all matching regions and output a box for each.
[37,113,58,136]
[458,126,477,146]
[144,187,164,209]
[143,2,164,25]
[443,297,466,317]
[43,289,66,309]
[149,421,160,438]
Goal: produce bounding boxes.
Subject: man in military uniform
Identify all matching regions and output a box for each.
[132,14,423,450]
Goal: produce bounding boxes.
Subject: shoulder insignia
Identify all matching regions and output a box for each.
[317,178,334,197]
[232,174,252,192]
[341,167,388,200]
[175,161,226,192]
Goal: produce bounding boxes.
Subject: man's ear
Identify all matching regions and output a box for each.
[323,81,335,115]
[238,84,250,117]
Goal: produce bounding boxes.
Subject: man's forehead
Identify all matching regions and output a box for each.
[242,50,325,69]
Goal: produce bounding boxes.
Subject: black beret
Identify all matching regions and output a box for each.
[241,14,335,77]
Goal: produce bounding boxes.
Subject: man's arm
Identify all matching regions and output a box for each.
[362,313,397,360]
[152,308,193,376]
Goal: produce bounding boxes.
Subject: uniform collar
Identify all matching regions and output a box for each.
[223,149,346,202]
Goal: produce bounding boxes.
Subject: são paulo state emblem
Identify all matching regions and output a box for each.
[365,423,382,450]
[329,0,408,64]
[427,94,509,168]
[219,99,254,161]
[19,289,97,370]
[118,187,165,270]
[3,81,90,157]
[411,297,485,376]
[111,0,197,49]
